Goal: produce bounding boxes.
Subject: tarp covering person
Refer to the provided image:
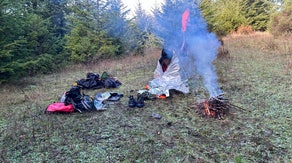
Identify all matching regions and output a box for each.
[148,48,189,97]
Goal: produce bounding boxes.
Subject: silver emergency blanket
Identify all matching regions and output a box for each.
[148,54,189,96]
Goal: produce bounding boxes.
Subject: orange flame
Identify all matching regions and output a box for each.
[203,101,211,116]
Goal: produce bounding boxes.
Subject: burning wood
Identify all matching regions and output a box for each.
[196,96,244,120]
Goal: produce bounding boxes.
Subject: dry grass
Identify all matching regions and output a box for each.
[0,34,291,162]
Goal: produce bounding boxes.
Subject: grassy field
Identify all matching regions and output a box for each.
[0,33,291,162]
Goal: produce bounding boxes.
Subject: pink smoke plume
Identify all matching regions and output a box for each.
[181,8,190,32]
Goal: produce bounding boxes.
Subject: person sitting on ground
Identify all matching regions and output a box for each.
[154,49,172,78]
[148,48,189,97]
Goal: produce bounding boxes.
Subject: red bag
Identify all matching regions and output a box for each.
[46,102,74,113]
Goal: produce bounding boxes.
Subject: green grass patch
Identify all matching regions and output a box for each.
[0,34,291,162]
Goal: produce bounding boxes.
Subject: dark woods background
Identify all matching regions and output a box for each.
[0,0,291,83]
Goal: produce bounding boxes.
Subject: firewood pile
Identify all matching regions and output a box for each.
[196,96,244,120]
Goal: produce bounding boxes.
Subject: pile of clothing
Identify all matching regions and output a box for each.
[75,72,122,89]
[46,72,123,113]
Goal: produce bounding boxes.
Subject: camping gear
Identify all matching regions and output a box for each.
[47,71,123,114]
[95,92,111,101]
[128,95,137,108]
[156,94,167,99]
[138,90,156,101]
[76,72,122,89]
[151,112,162,119]
[77,73,104,89]
[71,95,95,113]
[64,86,95,113]
[60,92,66,102]
[64,86,83,105]
[47,86,94,113]
[93,92,124,110]
[128,94,145,108]
[101,71,109,79]
[46,102,74,113]
[104,77,121,88]
[93,99,106,110]
[93,92,110,110]
[107,93,123,101]
[136,94,145,108]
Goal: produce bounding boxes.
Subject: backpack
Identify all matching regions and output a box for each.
[86,72,99,81]
[64,86,83,105]
[72,95,94,113]
[64,86,95,113]
[46,102,74,113]
[104,78,122,88]
[77,73,104,89]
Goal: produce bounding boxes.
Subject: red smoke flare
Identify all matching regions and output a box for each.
[181,8,190,32]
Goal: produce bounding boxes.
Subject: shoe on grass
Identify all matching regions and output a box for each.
[107,92,123,101]
[136,94,145,108]
[128,95,136,108]
[141,91,156,100]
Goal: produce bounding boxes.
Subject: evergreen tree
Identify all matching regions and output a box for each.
[135,1,151,32]
[152,0,188,48]
[283,0,292,9]
[65,0,104,62]
[243,0,274,31]
[200,0,277,34]
[132,1,156,55]
[0,0,61,83]
[0,0,25,82]
[101,0,132,56]
[269,0,292,36]
[45,0,68,37]
[65,0,134,62]
[213,0,247,35]
[200,0,216,31]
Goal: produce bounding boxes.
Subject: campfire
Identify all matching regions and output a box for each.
[179,7,244,120]
[196,95,244,120]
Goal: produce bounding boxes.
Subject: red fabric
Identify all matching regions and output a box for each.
[162,64,168,72]
[182,9,190,32]
[46,102,74,113]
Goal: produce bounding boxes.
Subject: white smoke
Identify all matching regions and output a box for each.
[179,33,223,98]
[150,1,224,98]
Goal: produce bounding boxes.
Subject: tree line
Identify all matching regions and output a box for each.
[0,0,291,83]
[200,0,291,36]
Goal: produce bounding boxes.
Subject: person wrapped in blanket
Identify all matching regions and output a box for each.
[148,48,189,97]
